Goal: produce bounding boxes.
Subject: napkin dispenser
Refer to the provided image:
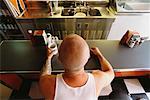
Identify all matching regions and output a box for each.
[120,30,148,48]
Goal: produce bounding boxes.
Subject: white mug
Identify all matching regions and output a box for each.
[48,42,58,55]
[51,36,58,43]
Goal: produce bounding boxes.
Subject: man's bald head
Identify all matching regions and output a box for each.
[58,34,90,73]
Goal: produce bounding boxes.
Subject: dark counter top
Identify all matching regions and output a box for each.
[0,40,150,74]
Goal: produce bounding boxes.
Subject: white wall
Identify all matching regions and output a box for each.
[108,13,150,40]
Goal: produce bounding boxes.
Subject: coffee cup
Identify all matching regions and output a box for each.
[48,43,58,55]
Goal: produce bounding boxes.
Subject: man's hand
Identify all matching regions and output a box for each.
[90,47,103,59]
[47,48,55,59]
[40,48,55,76]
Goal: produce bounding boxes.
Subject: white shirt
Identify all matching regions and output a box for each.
[54,73,97,100]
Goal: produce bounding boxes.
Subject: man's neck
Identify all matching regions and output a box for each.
[63,69,86,77]
[62,69,88,87]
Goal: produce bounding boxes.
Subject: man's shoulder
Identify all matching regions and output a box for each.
[40,74,56,83]
[39,75,57,99]
[91,70,114,90]
[91,70,109,86]
[39,75,56,94]
[91,70,107,78]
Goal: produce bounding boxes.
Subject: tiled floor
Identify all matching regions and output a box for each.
[9,76,150,100]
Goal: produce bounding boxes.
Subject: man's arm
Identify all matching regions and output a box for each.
[40,57,52,76]
[39,48,56,99]
[96,53,114,85]
[40,48,54,76]
[91,47,115,94]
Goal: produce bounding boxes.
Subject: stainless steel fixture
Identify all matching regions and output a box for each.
[116,0,150,13]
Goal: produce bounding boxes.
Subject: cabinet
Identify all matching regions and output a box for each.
[35,18,76,39]
[34,18,114,40]
[35,18,64,39]
[17,19,37,39]
[76,18,114,39]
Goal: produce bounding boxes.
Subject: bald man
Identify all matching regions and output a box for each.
[39,34,114,100]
